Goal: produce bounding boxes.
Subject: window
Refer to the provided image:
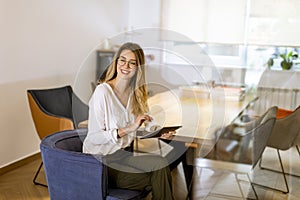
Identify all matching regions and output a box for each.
[161,0,300,86]
[162,0,300,46]
[162,0,247,44]
[248,0,300,46]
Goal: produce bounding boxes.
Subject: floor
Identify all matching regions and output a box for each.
[0,157,188,200]
[0,158,49,200]
[191,147,300,200]
[0,147,299,200]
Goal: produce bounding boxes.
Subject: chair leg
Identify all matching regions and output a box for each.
[240,173,259,200]
[254,150,289,194]
[235,174,246,199]
[250,182,259,200]
[233,173,258,200]
[260,147,300,178]
[33,161,48,187]
[258,152,263,169]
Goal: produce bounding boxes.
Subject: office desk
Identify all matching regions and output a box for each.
[79,88,252,141]
[147,89,253,147]
[79,88,254,154]
[147,89,254,193]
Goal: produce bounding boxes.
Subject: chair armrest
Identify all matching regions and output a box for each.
[40,130,106,200]
[41,145,105,200]
[232,115,260,134]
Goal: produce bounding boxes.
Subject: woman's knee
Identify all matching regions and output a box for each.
[125,155,170,172]
[148,156,169,171]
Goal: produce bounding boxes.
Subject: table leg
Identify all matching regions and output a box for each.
[182,147,195,200]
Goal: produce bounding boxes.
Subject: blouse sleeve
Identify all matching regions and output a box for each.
[86,86,119,145]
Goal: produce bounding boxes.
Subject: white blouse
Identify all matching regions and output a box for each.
[83,83,135,155]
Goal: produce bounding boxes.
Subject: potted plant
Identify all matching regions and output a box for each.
[267,51,298,70]
[280,51,298,70]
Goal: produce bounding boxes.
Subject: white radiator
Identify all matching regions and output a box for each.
[254,86,300,115]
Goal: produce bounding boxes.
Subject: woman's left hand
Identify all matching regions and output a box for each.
[160,131,175,139]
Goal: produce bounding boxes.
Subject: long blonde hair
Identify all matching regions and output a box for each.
[100,42,149,116]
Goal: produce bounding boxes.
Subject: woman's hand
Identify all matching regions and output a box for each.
[160,131,176,139]
[117,114,152,138]
[133,114,153,130]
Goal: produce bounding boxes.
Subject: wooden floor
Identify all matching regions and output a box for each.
[0,156,188,200]
[191,147,300,200]
[1,147,300,200]
[0,158,49,200]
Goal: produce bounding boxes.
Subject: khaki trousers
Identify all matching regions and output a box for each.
[106,150,174,200]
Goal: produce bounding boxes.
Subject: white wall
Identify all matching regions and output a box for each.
[128,0,161,29]
[0,0,131,168]
[1,0,161,168]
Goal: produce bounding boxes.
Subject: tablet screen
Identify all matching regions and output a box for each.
[136,126,182,139]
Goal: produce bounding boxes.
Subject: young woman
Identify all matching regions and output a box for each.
[83,42,174,199]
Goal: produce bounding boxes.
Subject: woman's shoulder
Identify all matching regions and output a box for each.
[94,82,112,96]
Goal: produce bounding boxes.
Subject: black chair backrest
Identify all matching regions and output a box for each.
[28,86,73,120]
[71,92,89,129]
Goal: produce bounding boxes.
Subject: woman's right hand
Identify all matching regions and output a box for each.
[133,114,153,131]
[117,114,152,138]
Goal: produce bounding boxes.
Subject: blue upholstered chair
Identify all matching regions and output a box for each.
[40,129,150,200]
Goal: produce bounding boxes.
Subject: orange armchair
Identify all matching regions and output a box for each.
[27,85,89,186]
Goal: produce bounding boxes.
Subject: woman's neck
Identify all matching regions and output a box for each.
[108,78,132,108]
[109,78,131,94]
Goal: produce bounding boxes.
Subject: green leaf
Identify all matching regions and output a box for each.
[267,58,274,68]
[287,51,293,59]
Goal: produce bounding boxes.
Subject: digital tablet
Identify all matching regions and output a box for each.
[136,126,182,139]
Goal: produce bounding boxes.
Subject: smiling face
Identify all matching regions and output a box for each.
[116,49,137,80]
[102,42,148,115]
[103,43,145,85]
